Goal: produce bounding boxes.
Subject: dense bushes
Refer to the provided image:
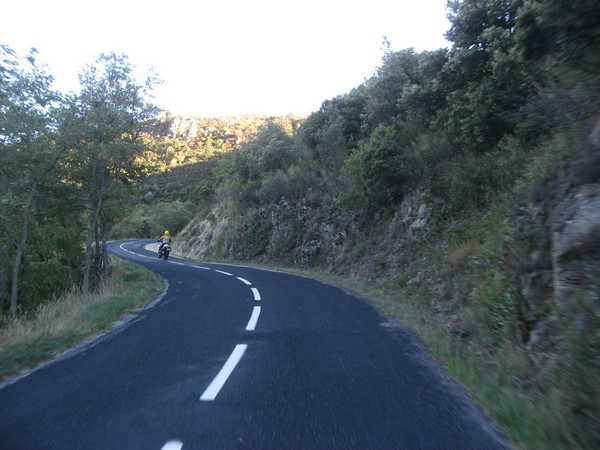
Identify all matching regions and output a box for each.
[343,124,417,207]
[109,201,195,240]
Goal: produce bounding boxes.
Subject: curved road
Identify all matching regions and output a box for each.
[0,240,510,449]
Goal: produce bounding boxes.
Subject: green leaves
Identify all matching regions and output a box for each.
[1,47,162,312]
[1,46,69,315]
[344,124,416,207]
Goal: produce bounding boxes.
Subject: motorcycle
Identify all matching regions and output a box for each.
[158,242,171,259]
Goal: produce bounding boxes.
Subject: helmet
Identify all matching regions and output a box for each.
[164,230,169,235]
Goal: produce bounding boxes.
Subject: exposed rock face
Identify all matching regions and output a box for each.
[516,120,600,351]
[170,116,198,139]
[295,240,322,265]
[178,188,434,280]
[551,184,600,309]
[177,207,230,260]
[394,188,432,237]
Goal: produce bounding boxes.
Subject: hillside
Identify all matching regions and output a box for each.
[169,111,600,450]
[119,2,600,447]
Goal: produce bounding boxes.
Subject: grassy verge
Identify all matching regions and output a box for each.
[0,258,162,381]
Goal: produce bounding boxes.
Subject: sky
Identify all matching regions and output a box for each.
[2,0,451,117]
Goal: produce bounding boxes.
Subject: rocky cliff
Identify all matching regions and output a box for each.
[178,186,434,283]
[511,120,600,358]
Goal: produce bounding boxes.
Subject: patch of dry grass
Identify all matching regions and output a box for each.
[447,239,481,269]
[0,266,124,351]
[0,258,161,380]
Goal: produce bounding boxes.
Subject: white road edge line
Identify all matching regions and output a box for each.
[236,277,252,285]
[200,344,248,401]
[245,306,261,331]
[192,265,211,270]
[168,261,186,266]
[118,242,152,259]
[215,269,233,276]
[251,287,261,301]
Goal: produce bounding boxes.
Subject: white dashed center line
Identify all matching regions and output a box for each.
[215,269,233,276]
[161,440,183,450]
[118,243,263,410]
[245,306,261,331]
[200,344,248,401]
[236,277,252,285]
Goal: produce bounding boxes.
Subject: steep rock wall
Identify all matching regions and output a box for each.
[178,188,433,285]
[514,120,600,356]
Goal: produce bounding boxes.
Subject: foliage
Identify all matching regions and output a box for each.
[563,268,600,447]
[190,179,215,204]
[60,51,161,295]
[109,201,195,240]
[344,124,417,207]
[443,0,533,153]
[238,211,272,258]
[516,0,600,72]
[0,46,162,314]
[299,89,367,167]
[134,115,291,175]
[213,118,308,211]
[361,49,421,132]
[429,141,526,217]
[0,46,77,315]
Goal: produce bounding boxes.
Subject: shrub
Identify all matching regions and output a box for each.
[19,260,75,312]
[344,124,417,208]
[336,189,368,212]
[190,180,215,204]
[239,211,272,258]
[110,201,195,239]
[259,170,293,204]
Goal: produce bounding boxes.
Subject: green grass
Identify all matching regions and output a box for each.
[0,258,162,381]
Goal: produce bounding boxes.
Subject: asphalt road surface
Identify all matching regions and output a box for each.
[0,240,511,449]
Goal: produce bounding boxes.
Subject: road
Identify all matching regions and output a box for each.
[0,240,510,449]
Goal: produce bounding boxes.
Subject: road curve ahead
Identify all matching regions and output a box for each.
[0,240,511,449]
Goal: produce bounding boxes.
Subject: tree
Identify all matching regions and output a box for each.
[63,52,161,296]
[442,0,531,152]
[0,46,67,315]
[345,124,417,207]
[516,0,600,72]
[299,88,367,168]
[446,0,522,53]
[362,49,421,133]
[398,49,450,130]
[515,0,600,135]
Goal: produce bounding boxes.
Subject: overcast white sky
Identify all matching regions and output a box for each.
[2,0,451,117]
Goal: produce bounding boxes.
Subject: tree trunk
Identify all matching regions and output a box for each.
[82,194,102,299]
[0,236,9,313]
[101,215,109,275]
[9,183,38,316]
[82,157,108,298]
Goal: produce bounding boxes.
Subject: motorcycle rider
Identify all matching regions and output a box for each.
[158,230,171,256]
